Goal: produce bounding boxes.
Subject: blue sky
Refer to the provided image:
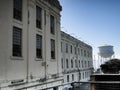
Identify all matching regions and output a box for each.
[59,0,120,59]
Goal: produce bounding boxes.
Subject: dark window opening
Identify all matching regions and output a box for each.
[66,59,69,68]
[13,26,22,57]
[36,34,42,58]
[13,0,22,21]
[50,15,55,34]
[51,39,55,59]
[36,6,42,29]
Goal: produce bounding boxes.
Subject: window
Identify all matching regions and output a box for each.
[79,60,80,67]
[72,74,74,81]
[87,51,89,57]
[50,15,55,34]
[83,72,84,79]
[66,59,69,68]
[66,43,68,53]
[90,51,92,58]
[67,75,69,82]
[61,58,64,69]
[79,73,81,80]
[53,87,58,90]
[84,50,86,56]
[51,39,55,59]
[85,61,86,67]
[85,72,87,78]
[88,61,90,67]
[36,34,42,58]
[81,49,83,56]
[13,0,22,21]
[70,45,72,53]
[82,61,84,68]
[71,59,73,68]
[78,48,80,55]
[36,6,42,29]
[74,47,77,54]
[13,26,22,57]
[61,42,63,52]
[75,59,77,68]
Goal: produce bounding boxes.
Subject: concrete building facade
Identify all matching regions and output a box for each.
[0,0,93,90]
[61,31,93,85]
[0,0,63,90]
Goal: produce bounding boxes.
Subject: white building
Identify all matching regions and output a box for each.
[0,0,93,89]
[61,31,93,84]
[0,0,63,90]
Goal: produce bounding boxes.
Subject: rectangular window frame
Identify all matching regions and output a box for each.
[75,47,77,54]
[36,34,42,59]
[75,59,77,68]
[72,74,74,81]
[66,43,68,53]
[81,49,83,56]
[70,45,72,54]
[50,15,55,34]
[36,5,42,29]
[12,26,22,57]
[61,42,63,52]
[61,58,64,69]
[51,39,55,59]
[66,59,69,68]
[84,50,86,56]
[13,0,22,21]
[67,75,69,82]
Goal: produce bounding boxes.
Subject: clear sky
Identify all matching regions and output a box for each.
[59,0,120,61]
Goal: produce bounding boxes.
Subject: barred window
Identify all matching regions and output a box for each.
[13,0,22,21]
[36,34,42,58]
[51,39,55,59]
[13,26,22,57]
[50,15,55,34]
[36,6,42,29]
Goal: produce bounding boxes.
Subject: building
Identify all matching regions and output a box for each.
[0,0,63,90]
[61,31,93,85]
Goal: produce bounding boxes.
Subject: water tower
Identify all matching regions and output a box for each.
[98,45,114,66]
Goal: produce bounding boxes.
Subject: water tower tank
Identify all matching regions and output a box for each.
[98,45,114,58]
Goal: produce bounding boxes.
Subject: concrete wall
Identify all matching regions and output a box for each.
[0,0,63,89]
[61,31,93,83]
[0,0,28,82]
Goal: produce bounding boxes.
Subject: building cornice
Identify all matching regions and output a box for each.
[61,31,92,49]
[44,0,62,11]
